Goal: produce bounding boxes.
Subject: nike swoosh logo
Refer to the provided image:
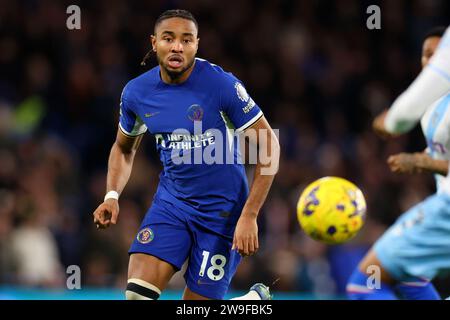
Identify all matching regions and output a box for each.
[144,112,160,118]
[197,280,216,285]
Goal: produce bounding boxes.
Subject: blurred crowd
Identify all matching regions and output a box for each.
[1,0,450,298]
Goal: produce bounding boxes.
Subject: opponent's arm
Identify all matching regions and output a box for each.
[232,116,280,256]
[93,129,144,229]
[387,152,448,176]
[380,34,450,135]
[383,71,449,134]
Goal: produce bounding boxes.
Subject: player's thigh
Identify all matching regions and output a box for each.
[128,253,177,290]
[128,198,193,290]
[128,253,177,291]
[184,230,241,300]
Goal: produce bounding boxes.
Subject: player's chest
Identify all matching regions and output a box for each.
[135,91,222,134]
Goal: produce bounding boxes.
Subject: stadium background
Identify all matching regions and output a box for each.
[1,0,450,300]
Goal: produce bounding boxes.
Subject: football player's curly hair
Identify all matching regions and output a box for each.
[140,9,198,66]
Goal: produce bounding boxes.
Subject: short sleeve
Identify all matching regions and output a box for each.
[427,27,450,82]
[118,85,147,136]
[220,74,263,133]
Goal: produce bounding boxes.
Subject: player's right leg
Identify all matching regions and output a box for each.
[126,253,176,300]
[126,198,192,300]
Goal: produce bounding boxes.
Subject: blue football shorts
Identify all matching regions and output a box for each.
[374,193,450,281]
[129,197,242,299]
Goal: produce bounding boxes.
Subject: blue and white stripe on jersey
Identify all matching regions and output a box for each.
[119,102,148,136]
[421,93,450,192]
[118,86,148,136]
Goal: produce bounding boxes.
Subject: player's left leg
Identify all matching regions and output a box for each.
[182,284,272,300]
[182,214,242,300]
[230,283,272,300]
[181,211,272,300]
[182,266,272,300]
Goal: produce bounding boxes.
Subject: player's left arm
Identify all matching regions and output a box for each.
[387,152,448,175]
[232,116,280,257]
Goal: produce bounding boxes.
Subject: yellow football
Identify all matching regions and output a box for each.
[297,177,366,244]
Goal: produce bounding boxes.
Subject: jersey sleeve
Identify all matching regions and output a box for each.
[384,28,450,134]
[428,26,450,82]
[220,74,263,133]
[118,84,147,136]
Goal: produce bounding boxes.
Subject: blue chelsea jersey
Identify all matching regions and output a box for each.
[119,58,263,216]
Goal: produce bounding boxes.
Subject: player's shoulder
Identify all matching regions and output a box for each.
[440,26,450,48]
[196,58,240,85]
[121,66,160,101]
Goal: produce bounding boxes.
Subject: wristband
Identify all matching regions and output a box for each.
[104,190,119,201]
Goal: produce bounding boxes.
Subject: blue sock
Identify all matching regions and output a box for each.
[346,269,397,300]
[395,278,440,300]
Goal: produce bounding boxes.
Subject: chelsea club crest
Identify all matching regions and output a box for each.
[137,227,154,244]
[187,104,204,121]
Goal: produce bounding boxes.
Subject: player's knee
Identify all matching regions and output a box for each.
[125,278,161,300]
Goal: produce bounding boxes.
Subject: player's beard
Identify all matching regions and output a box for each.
[157,54,195,81]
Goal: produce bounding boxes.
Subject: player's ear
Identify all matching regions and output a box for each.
[151,35,157,52]
[196,37,200,52]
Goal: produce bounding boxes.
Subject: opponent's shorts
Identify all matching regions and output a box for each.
[129,197,242,299]
[374,193,450,281]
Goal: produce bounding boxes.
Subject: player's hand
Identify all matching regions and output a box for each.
[373,110,396,139]
[232,214,259,257]
[93,199,119,229]
[387,152,425,174]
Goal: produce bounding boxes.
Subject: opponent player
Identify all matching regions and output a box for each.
[92,9,280,300]
[347,26,450,300]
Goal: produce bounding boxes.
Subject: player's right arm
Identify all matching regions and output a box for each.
[93,83,147,229]
[94,129,143,229]
[93,130,143,229]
